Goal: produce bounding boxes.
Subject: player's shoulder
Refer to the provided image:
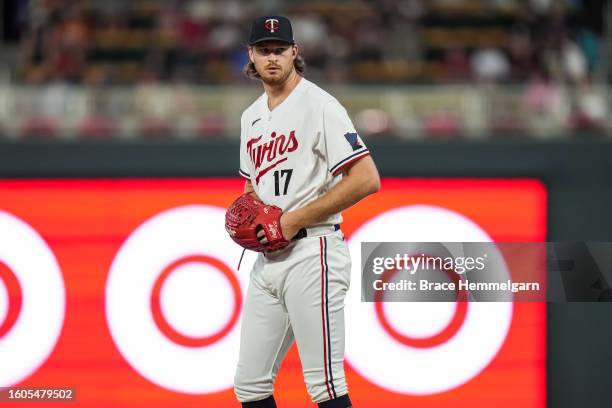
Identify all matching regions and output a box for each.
[300,78,341,107]
[300,79,348,117]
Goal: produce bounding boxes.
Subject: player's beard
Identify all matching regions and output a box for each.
[258,64,293,86]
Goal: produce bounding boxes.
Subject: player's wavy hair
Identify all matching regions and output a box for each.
[243,47,306,80]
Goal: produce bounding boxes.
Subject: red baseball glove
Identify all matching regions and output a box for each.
[225,193,290,252]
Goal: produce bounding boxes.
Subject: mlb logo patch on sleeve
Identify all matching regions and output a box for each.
[344,132,363,151]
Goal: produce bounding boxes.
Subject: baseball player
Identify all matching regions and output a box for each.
[231,15,380,408]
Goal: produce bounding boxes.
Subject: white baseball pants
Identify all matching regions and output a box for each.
[234,228,351,404]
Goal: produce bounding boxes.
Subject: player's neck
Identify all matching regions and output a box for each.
[263,71,301,111]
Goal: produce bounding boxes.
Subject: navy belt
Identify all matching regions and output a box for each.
[293,224,340,240]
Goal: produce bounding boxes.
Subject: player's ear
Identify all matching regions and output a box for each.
[291,44,299,60]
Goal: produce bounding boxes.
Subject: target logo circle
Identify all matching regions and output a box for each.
[374,262,469,348]
[345,205,512,395]
[0,210,65,387]
[150,255,242,347]
[105,205,251,394]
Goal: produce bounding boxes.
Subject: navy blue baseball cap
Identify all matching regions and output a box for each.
[248,15,295,46]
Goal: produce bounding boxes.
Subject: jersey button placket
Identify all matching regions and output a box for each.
[264,112,272,140]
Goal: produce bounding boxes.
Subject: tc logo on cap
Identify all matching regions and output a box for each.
[265,18,279,33]
[249,15,294,45]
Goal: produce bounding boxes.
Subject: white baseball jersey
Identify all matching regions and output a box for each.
[238,77,370,227]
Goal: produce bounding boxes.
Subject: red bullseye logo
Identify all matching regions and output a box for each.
[151,255,242,347]
[106,205,252,394]
[0,210,65,387]
[374,260,469,349]
[345,205,513,395]
[0,262,22,340]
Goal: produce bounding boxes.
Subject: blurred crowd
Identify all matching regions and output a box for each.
[0,0,607,140]
[14,0,604,85]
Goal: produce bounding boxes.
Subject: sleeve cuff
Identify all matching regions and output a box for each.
[330,149,370,176]
[239,169,250,180]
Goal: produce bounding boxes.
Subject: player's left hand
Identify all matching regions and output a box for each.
[256,228,268,244]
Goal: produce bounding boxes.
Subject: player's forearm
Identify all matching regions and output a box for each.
[289,156,380,229]
[244,180,255,194]
[244,180,261,200]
